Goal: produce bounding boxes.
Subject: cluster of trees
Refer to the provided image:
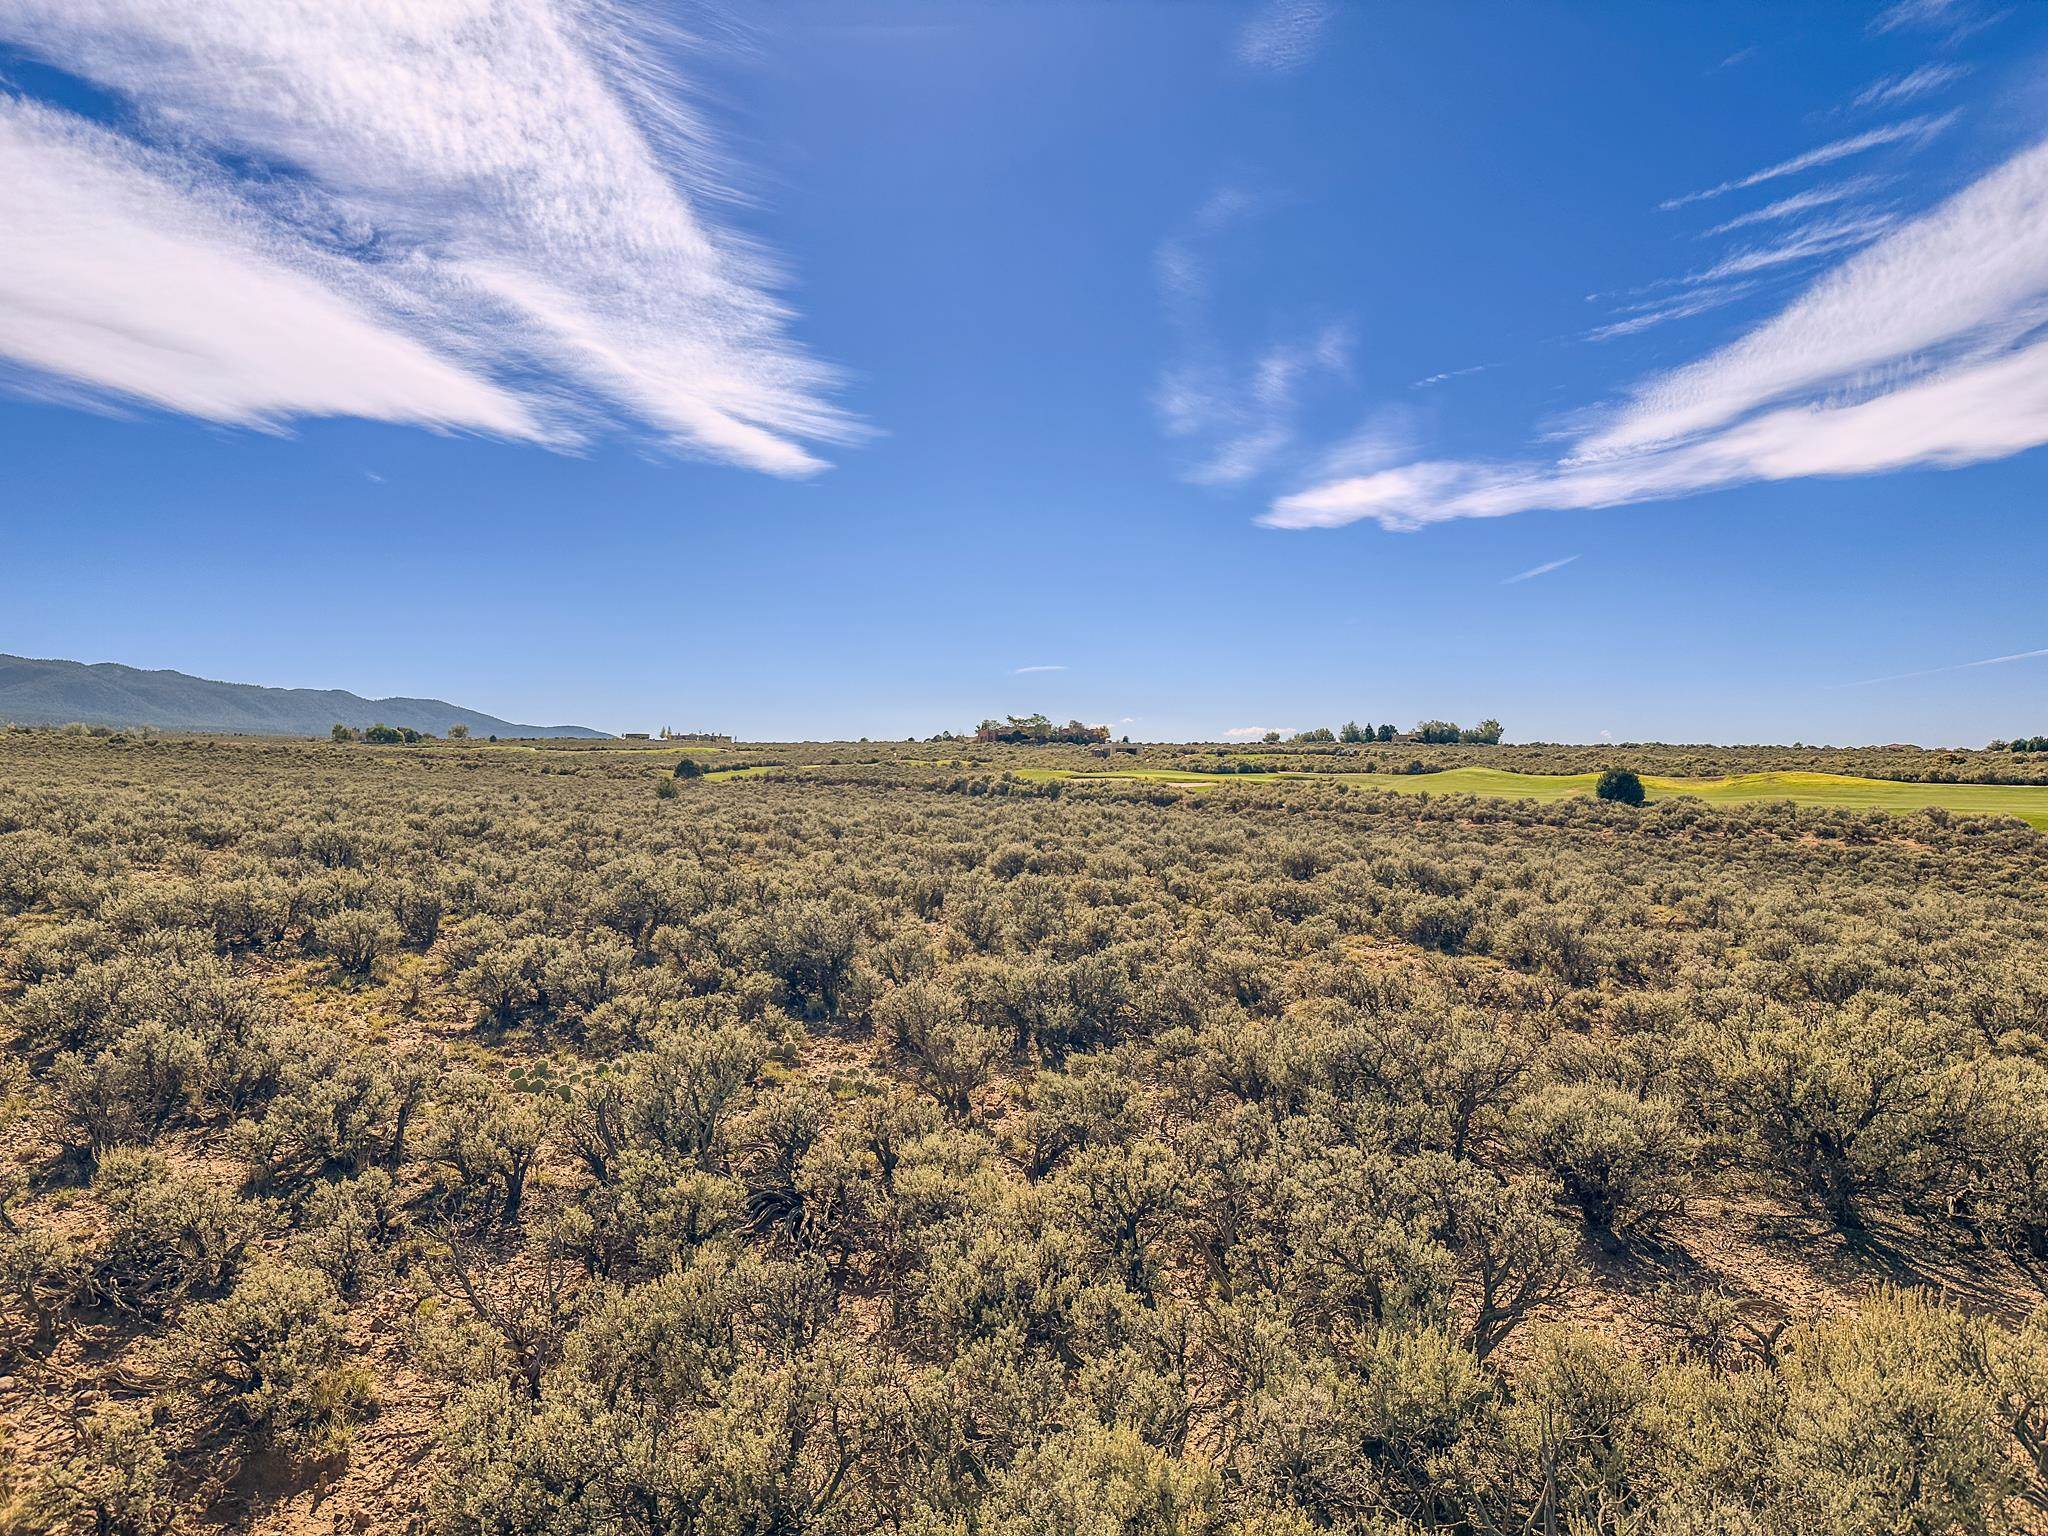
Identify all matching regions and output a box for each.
[331,722,427,744]
[330,723,478,744]
[1995,735,2048,753]
[975,713,1110,744]
[1340,721,1399,742]
[2,729,2048,1533]
[1285,721,1504,747]
[1416,718,1505,744]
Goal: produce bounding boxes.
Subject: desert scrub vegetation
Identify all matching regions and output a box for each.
[2,729,2048,1534]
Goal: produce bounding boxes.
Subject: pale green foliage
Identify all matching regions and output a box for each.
[1720,1001,1963,1227]
[89,1148,266,1313]
[1649,1289,2027,1534]
[156,1263,372,1460]
[423,1069,553,1225]
[977,1422,1224,1536]
[317,905,401,976]
[1514,1081,1695,1237]
[230,1022,402,1186]
[33,1401,175,1536]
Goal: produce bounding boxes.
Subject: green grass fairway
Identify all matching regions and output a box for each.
[1341,766,1593,802]
[1347,767,2048,826]
[1040,765,2048,828]
[1011,767,1224,786]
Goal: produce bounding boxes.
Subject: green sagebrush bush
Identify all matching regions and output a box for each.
[31,1401,176,1536]
[1513,1081,1696,1240]
[87,1148,266,1314]
[154,1262,372,1463]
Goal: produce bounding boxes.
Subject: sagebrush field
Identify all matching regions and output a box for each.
[5,728,2048,1535]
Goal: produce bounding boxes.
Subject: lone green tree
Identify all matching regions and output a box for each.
[1596,768,1645,806]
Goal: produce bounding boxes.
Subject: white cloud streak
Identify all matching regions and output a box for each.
[1267,133,2048,532]
[1153,184,1350,487]
[1586,283,1762,342]
[1012,664,1067,675]
[1660,114,1952,210]
[1701,177,1887,237]
[1871,0,1994,38]
[0,0,853,473]
[1223,726,1289,739]
[1412,363,1494,388]
[1235,0,1334,73]
[1873,0,1957,30]
[1853,62,1971,110]
[1592,140,2048,457]
[1834,646,2048,688]
[1166,327,1352,486]
[0,100,538,437]
[1666,212,1897,289]
[1503,555,1580,584]
[1268,333,2048,530]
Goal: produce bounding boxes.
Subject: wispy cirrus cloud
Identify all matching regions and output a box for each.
[1265,131,2048,532]
[1871,0,1998,40]
[0,0,855,474]
[1503,555,1580,585]
[1853,62,1971,110]
[1152,186,1259,322]
[1412,363,1495,389]
[1833,646,2048,688]
[1586,283,1762,342]
[1235,0,1334,73]
[1589,180,1902,343]
[1587,137,2048,459]
[1702,177,1888,237]
[1012,664,1067,675]
[0,100,538,439]
[1668,212,1899,289]
[1659,114,1952,210]
[1587,207,1897,343]
[1153,183,1350,486]
[1158,327,1352,486]
[1873,0,1957,31]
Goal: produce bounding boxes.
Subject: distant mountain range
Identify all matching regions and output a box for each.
[0,655,607,739]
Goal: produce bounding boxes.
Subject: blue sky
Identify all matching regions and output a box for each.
[4,0,2047,743]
